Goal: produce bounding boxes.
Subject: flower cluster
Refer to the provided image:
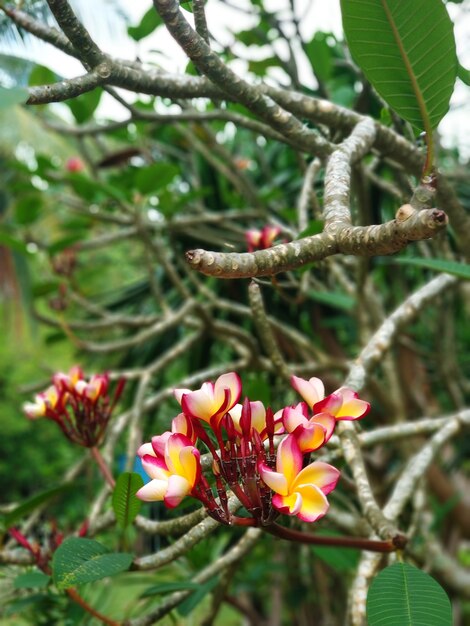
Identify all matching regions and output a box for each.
[23,367,125,447]
[245,225,281,252]
[137,373,369,526]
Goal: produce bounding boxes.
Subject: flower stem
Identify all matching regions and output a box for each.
[263,523,407,553]
[67,588,120,626]
[91,446,115,488]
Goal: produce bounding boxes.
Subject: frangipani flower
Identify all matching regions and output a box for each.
[23,385,60,419]
[174,372,242,429]
[75,374,109,402]
[282,404,332,452]
[137,433,201,508]
[137,413,196,458]
[258,435,340,522]
[53,366,84,392]
[291,376,370,421]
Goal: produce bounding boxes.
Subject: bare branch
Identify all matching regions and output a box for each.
[27,68,108,104]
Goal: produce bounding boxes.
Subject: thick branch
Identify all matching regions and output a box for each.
[45,0,105,67]
[186,207,447,278]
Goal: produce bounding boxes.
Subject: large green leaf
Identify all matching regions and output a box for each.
[112,472,143,529]
[340,0,457,130]
[366,562,452,625]
[52,537,133,590]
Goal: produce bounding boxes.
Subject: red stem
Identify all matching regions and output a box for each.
[263,523,406,553]
[67,588,120,626]
[91,446,115,488]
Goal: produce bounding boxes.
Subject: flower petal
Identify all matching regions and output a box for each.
[283,406,308,433]
[213,372,242,411]
[294,484,329,522]
[178,446,201,487]
[276,435,303,488]
[250,401,266,434]
[151,432,172,457]
[164,474,191,508]
[334,388,370,420]
[181,388,219,422]
[291,376,325,408]
[294,423,326,453]
[171,413,196,441]
[228,404,243,434]
[272,492,302,516]
[258,464,289,496]
[173,387,191,406]
[310,413,337,442]
[313,393,342,416]
[23,398,46,418]
[293,461,340,495]
[165,433,199,478]
[141,454,170,480]
[137,442,155,458]
[136,479,168,502]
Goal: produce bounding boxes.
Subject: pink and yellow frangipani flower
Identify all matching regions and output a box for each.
[23,385,60,419]
[282,404,332,452]
[291,376,370,421]
[53,366,84,391]
[291,375,325,408]
[75,374,109,402]
[137,414,197,459]
[174,372,242,428]
[258,435,340,522]
[137,433,201,508]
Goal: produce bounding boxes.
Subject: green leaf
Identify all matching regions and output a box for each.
[0,86,29,110]
[0,230,30,254]
[140,581,201,598]
[52,537,133,590]
[112,472,144,529]
[128,7,163,41]
[298,220,324,238]
[308,531,360,572]
[134,162,179,194]
[29,65,59,87]
[248,56,280,75]
[307,289,356,311]
[2,484,74,530]
[180,0,193,13]
[393,257,470,280]
[366,562,452,625]
[14,571,51,590]
[177,577,219,617]
[340,0,457,130]
[14,193,42,225]
[66,88,103,124]
[305,33,333,82]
